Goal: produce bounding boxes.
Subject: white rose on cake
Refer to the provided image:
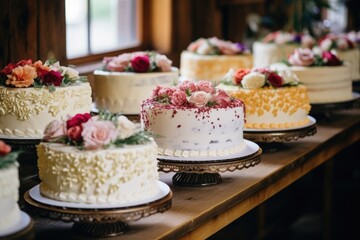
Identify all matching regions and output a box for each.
[241,72,266,89]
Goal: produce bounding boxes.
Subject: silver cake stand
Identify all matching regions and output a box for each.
[24,182,172,237]
[244,116,317,152]
[158,140,262,187]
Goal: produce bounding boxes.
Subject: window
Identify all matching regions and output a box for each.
[65,0,140,60]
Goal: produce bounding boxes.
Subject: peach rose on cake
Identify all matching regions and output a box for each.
[6,65,36,87]
[82,120,117,150]
[189,91,211,107]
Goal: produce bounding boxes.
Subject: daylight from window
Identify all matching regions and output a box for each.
[66,0,139,59]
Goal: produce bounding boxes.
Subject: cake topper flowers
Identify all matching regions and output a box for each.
[0,59,87,92]
[43,112,152,150]
[287,47,342,66]
[261,31,316,48]
[102,51,173,73]
[187,37,249,55]
[150,80,237,108]
[0,140,21,169]
[221,67,300,89]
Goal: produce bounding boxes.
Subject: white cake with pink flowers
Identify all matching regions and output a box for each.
[286,48,352,104]
[253,31,316,67]
[180,37,252,84]
[37,113,160,204]
[0,141,21,233]
[93,51,178,115]
[141,81,246,158]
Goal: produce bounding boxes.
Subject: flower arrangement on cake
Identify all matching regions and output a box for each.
[186,37,249,55]
[150,80,239,109]
[261,31,315,48]
[102,51,173,73]
[287,47,343,66]
[0,59,87,92]
[43,112,152,150]
[318,34,357,51]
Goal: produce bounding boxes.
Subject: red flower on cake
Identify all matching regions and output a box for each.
[66,113,92,129]
[131,55,150,73]
[0,140,11,156]
[322,51,342,66]
[39,70,63,86]
[67,126,83,142]
[267,72,283,87]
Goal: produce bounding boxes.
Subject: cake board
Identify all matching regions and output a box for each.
[243,116,317,152]
[157,140,262,186]
[24,181,172,237]
[0,211,34,240]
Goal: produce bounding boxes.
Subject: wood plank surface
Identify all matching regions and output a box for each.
[19,108,360,240]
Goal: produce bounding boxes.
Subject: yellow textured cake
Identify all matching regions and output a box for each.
[0,59,92,139]
[218,67,311,129]
[37,113,160,204]
[180,37,252,84]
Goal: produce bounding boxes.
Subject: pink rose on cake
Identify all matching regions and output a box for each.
[150,80,236,108]
[287,48,343,67]
[186,37,249,55]
[43,112,152,150]
[0,59,86,91]
[221,67,298,89]
[102,51,173,73]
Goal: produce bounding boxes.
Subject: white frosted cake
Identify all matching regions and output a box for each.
[218,66,311,129]
[253,31,315,67]
[318,33,360,81]
[0,141,21,233]
[141,80,246,158]
[37,113,160,204]
[0,59,92,139]
[93,51,179,114]
[286,48,353,103]
[180,37,252,84]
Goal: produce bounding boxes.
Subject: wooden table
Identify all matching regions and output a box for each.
[18,108,360,240]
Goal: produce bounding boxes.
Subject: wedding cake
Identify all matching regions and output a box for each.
[141,80,246,158]
[37,113,160,204]
[93,51,178,114]
[180,37,252,84]
[0,59,92,139]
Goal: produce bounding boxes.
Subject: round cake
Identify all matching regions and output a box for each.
[141,80,246,158]
[217,66,311,129]
[0,59,92,139]
[37,113,160,204]
[0,141,21,233]
[180,37,252,84]
[286,48,353,104]
[93,51,179,114]
[252,31,315,67]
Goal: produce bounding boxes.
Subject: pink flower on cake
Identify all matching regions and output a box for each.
[158,86,175,98]
[43,120,67,141]
[213,89,231,105]
[178,80,197,94]
[102,51,173,73]
[82,120,117,150]
[117,115,137,139]
[171,90,188,106]
[288,48,315,66]
[131,55,150,73]
[187,37,249,55]
[322,51,342,66]
[189,91,211,107]
[0,140,11,156]
[197,80,215,93]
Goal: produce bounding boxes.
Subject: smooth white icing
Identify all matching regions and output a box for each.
[93,68,179,114]
[337,49,360,81]
[180,51,253,84]
[141,103,246,157]
[218,84,311,129]
[290,64,353,103]
[37,142,160,204]
[252,42,298,67]
[0,163,21,232]
[0,83,92,139]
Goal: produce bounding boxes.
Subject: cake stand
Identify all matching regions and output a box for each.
[243,116,317,152]
[0,211,34,240]
[157,140,262,187]
[310,92,360,118]
[24,181,172,237]
[0,138,41,164]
